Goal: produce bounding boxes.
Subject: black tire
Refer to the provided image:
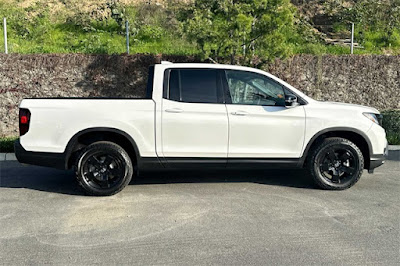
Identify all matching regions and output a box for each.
[308,137,364,190]
[75,141,133,196]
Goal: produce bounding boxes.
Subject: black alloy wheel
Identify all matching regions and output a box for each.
[308,137,364,190]
[81,152,125,189]
[75,141,133,196]
[318,147,358,184]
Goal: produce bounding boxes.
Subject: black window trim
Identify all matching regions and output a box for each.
[221,69,308,106]
[145,65,155,99]
[162,68,170,99]
[162,68,225,104]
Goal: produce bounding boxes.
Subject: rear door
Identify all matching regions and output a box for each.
[161,68,229,167]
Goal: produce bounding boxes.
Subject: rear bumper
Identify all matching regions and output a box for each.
[14,139,66,169]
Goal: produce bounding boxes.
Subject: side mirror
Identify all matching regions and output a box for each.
[285,94,300,107]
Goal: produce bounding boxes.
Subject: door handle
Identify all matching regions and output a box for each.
[231,111,248,116]
[165,108,184,113]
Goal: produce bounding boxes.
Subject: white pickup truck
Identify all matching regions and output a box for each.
[15,62,387,195]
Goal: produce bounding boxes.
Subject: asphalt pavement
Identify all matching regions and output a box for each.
[0,161,399,265]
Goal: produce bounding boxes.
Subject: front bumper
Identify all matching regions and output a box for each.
[366,125,388,173]
[369,155,385,172]
[14,139,66,169]
[369,141,389,170]
[368,147,387,173]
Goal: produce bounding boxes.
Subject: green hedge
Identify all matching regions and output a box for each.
[0,137,18,153]
[382,110,400,145]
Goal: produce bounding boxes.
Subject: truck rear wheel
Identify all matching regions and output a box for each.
[308,137,364,190]
[75,141,133,196]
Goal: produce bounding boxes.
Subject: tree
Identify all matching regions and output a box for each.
[181,0,295,64]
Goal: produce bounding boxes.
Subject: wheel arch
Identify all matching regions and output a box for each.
[301,127,372,169]
[64,127,141,169]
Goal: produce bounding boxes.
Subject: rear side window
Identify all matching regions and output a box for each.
[166,69,221,104]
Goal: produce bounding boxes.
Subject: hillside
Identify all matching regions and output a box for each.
[291,0,400,52]
[0,0,398,56]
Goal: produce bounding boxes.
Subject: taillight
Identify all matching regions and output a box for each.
[19,108,31,136]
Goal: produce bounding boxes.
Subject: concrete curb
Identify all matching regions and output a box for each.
[1,145,400,162]
[387,145,400,161]
[0,153,17,161]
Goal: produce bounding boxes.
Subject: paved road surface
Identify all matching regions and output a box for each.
[0,161,399,265]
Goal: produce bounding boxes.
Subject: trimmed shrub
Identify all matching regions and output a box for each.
[382,110,400,145]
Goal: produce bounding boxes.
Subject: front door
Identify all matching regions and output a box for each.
[224,70,306,159]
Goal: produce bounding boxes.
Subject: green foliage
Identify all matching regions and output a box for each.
[382,110,400,145]
[387,132,400,145]
[325,0,400,53]
[0,137,18,153]
[180,0,296,64]
[332,22,346,33]
[382,110,400,134]
[137,25,163,41]
[0,0,398,56]
[0,1,197,55]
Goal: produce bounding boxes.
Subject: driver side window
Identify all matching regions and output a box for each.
[225,70,285,106]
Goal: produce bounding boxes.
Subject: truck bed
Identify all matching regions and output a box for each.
[19,98,156,157]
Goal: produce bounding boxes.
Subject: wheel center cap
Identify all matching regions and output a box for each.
[334,161,341,168]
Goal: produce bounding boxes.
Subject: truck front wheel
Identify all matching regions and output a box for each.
[75,141,133,196]
[308,137,364,190]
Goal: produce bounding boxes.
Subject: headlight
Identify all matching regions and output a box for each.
[363,113,383,126]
